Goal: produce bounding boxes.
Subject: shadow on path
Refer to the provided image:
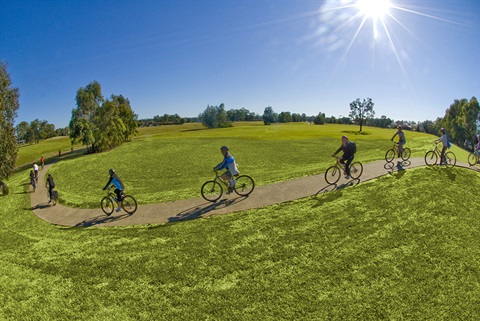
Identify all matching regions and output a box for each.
[169,196,249,222]
[73,213,133,228]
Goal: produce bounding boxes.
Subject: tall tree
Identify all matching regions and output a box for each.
[16,121,29,142]
[199,103,230,128]
[110,94,137,141]
[262,106,277,125]
[69,81,104,152]
[0,63,20,181]
[349,98,375,132]
[442,97,480,146]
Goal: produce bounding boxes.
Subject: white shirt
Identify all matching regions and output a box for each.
[33,164,39,171]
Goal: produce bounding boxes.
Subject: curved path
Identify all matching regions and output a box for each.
[30,158,478,227]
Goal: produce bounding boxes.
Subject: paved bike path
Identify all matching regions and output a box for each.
[30,158,477,227]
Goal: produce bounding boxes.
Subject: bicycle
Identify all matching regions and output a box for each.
[385,141,411,163]
[100,185,138,215]
[468,149,479,166]
[424,143,456,167]
[325,155,363,185]
[201,171,255,202]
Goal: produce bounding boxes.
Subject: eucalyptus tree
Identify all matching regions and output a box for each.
[349,98,375,132]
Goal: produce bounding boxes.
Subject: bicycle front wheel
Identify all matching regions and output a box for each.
[122,195,138,214]
[444,152,456,167]
[201,180,223,202]
[101,196,115,215]
[385,149,395,163]
[468,153,478,166]
[349,162,363,179]
[234,175,255,197]
[424,151,437,166]
[401,148,411,161]
[325,166,340,185]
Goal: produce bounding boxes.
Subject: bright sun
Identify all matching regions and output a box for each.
[356,0,391,19]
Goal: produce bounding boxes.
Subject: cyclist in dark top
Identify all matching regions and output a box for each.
[103,169,125,212]
[333,135,356,179]
[45,173,55,203]
[391,125,406,157]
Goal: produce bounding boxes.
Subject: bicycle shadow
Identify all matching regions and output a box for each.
[313,179,360,207]
[384,160,411,172]
[73,212,133,228]
[169,196,249,222]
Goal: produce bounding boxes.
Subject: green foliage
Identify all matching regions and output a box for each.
[199,103,231,128]
[0,63,19,180]
[0,166,479,319]
[69,81,137,152]
[313,112,326,125]
[262,106,277,125]
[349,97,375,132]
[441,97,479,147]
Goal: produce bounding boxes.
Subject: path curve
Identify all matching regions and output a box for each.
[30,158,478,227]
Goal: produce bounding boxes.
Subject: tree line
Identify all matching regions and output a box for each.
[15,119,69,144]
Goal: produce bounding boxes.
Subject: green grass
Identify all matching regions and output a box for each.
[1,164,479,319]
[30,122,469,208]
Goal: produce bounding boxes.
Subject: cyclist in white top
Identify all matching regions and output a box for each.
[434,128,448,165]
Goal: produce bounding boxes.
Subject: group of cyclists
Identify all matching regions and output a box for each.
[33,126,479,212]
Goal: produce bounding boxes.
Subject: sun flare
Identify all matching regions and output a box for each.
[356,0,391,19]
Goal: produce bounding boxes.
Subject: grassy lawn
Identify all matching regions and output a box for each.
[24,122,469,208]
[1,163,479,319]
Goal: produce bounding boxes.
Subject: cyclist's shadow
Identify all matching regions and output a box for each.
[169,196,249,222]
[73,213,132,228]
[313,179,360,207]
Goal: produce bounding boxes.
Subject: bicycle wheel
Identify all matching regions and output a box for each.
[444,152,456,167]
[122,195,138,214]
[325,166,340,185]
[349,162,363,179]
[201,180,223,202]
[401,148,411,161]
[101,196,115,215]
[234,175,255,197]
[468,153,478,166]
[424,151,437,166]
[385,149,395,163]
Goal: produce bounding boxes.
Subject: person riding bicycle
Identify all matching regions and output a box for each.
[103,169,124,212]
[213,146,239,194]
[434,128,448,166]
[475,134,480,156]
[391,125,406,157]
[333,135,356,179]
[45,173,55,203]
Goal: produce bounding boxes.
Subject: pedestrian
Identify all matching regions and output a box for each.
[41,156,45,169]
[45,173,55,203]
[33,164,39,182]
[30,170,36,192]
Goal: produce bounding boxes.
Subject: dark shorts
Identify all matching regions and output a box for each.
[114,189,124,201]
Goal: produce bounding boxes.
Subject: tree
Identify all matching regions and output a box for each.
[0,63,20,181]
[110,95,137,141]
[199,103,231,128]
[313,112,326,125]
[262,106,277,125]
[349,98,375,131]
[16,121,29,142]
[278,111,292,123]
[69,81,104,152]
[442,97,480,147]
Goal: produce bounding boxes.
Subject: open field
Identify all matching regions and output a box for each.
[18,122,470,208]
[1,163,479,319]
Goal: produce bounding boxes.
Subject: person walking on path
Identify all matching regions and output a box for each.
[30,170,36,192]
[333,135,356,179]
[213,146,239,194]
[41,156,45,169]
[103,169,125,212]
[434,128,449,166]
[391,125,406,157]
[45,173,55,203]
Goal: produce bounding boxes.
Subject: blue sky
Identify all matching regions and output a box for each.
[1,0,479,128]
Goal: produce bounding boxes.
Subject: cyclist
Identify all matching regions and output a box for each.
[391,125,406,157]
[45,173,55,203]
[29,170,36,192]
[213,146,239,194]
[33,163,39,182]
[434,128,448,165]
[103,169,124,212]
[333,135,356,179]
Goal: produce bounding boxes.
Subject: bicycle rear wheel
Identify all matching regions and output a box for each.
[234,175,255,197]
[201,180,223,202]
[401,148,411,161]
[101,196,115,215]
[349,162,363,179]
[122,195,138,214]
[325,166,340,185]
[444,152,456,167]
[424,151,437,166]
[468,153,478,166]
[385,149,395,163]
